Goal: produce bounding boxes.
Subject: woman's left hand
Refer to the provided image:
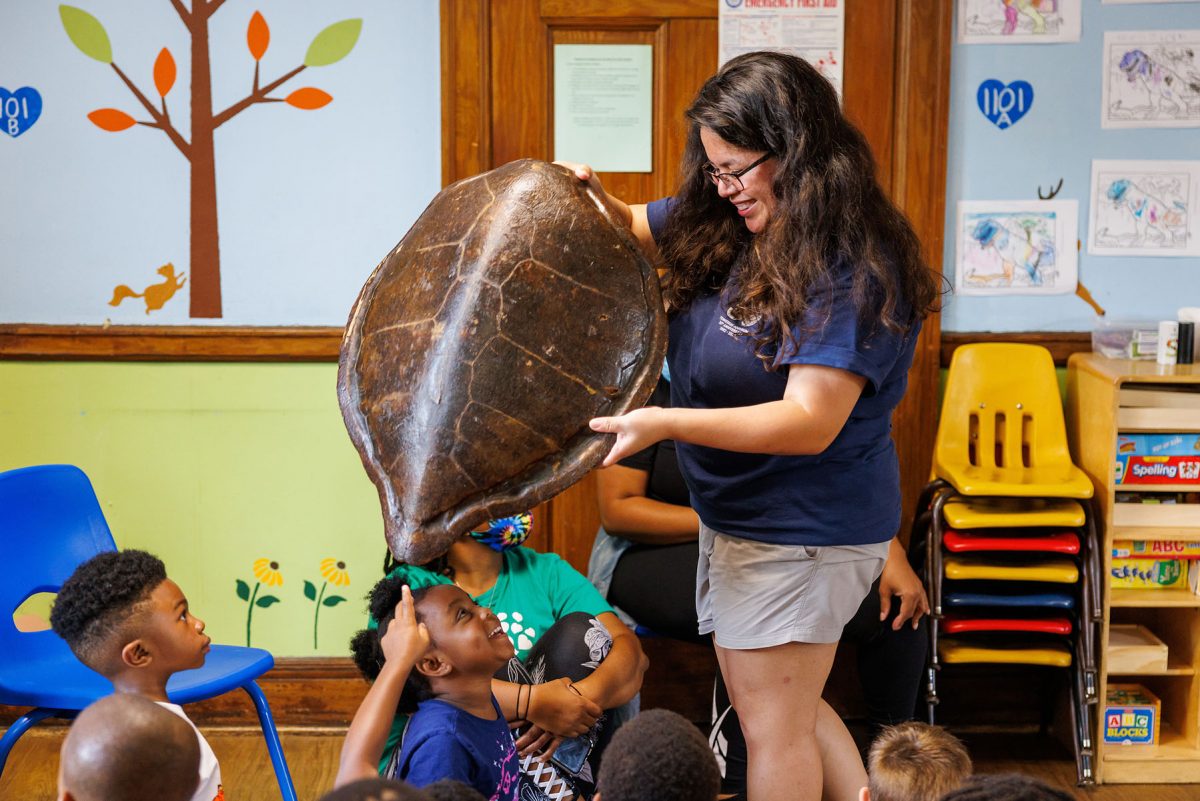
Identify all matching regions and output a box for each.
[590,407,668,466]
[878,538,929,630]
[512,723,561,760]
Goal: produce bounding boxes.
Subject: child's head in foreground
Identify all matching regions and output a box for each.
[350,575,515,713]
[940,773,1075,801]
[862,721,972,801]
[58,692,200,801]
[319,777,432,801]
[50,550,210,689]
[595,708,720,801]
[423,779,487,801]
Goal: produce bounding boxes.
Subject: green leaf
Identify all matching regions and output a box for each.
[236,579,250,601]
[322,595,346,607]
[60,5,112,63]
[304,19,361,67]
[304,580,317,601]
[255,595,280,608]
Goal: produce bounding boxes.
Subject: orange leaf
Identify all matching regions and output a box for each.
[87,108,137,131]
[153,48,176,97]
[247,11,269,61]
[285,87,332,110]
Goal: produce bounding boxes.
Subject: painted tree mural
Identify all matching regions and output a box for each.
[59,4,362,318]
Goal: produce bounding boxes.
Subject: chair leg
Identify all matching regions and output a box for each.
[242,681,297,801]
[0,707,61,777]
[929,488,954,620]
[913,479,951,525]
[1084,499,1103,621]
[925,663,939,725]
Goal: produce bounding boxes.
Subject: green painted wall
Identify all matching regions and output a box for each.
[1,362,384,656]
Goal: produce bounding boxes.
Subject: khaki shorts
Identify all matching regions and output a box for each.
[696,523,889,648]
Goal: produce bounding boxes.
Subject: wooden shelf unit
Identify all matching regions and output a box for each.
[1067,354,1200,784]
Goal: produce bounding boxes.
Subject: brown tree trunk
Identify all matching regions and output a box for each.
[189,9,221,318]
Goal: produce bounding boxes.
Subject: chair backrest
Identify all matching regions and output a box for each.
[936,343,1071,473]
[0,465,117,649]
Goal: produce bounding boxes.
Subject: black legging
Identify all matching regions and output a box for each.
[498,611,616,797]
[609,541,707,644]
[712,576,929,795]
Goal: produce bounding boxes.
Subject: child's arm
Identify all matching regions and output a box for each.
[336,586,430,786]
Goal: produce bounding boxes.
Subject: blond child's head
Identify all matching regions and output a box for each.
[862,721,972,801]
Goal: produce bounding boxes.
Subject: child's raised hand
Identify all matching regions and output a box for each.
[528,677,602,738]
[380,585,430,668]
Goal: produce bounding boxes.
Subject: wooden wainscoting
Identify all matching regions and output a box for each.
[941,331,1092,367]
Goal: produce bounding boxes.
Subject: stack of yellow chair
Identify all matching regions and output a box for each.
[909,343,1100,784]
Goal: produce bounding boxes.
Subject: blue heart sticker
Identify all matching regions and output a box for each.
[0,87,43,138]
[976,80,1033,130]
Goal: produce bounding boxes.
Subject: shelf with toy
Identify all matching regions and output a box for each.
[1067,353,1200,784]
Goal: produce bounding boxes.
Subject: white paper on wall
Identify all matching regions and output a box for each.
[1089,160,1200,257]
[956,200,1080,295]
[957,0,1082,44]
[1102,30,1200,129]
[718,0,844,97]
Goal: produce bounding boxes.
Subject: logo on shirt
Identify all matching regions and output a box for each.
[718,307,759,340]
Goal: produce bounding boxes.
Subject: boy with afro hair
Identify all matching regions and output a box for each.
[50,549,221,801]
[595,709,720,801]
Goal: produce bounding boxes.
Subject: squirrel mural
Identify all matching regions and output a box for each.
[109,263,187,314]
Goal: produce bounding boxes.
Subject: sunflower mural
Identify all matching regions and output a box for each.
[236,558,283,647]
[305,558,349,650]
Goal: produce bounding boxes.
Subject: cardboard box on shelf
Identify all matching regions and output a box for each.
[1113,540,1200,560]
[1104,684,1161,745]
[1115,434,1200,486]
[1110,558,1187,590]
[1107,625,1169,673]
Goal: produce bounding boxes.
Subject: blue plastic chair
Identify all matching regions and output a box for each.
[0,465,296,800]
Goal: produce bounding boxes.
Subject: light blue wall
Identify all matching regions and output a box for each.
[942,0,1200,332]
[0,1,440,326]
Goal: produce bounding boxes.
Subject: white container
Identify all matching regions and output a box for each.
[1158,321,1180,365]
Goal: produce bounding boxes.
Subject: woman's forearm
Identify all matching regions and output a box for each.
[600,496,699,545]
[572,630,647,710]
[661,400,838,456]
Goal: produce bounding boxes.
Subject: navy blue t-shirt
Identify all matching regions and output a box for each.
[646,197,919,547]
[395,697,521,801]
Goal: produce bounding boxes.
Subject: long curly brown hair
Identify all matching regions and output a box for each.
[658,51,942,367]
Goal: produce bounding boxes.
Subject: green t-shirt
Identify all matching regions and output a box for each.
[377,546,614,772]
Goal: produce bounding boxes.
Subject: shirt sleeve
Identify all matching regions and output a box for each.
[645,197,673,245]
[540,552,615,619]
[776,276,910,397]
[401,735,478,790]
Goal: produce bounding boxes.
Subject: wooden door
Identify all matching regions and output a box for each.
[441,0,951,571]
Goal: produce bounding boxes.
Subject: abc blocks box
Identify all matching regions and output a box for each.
[1104,684,1161,746]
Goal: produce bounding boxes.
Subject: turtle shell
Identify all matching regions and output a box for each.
[338,159,668,565]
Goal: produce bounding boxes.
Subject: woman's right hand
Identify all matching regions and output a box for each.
[553,161,635,230]
[527,677,602,738]
[554,160,601,192]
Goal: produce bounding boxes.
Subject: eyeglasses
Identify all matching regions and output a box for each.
[703,153,772,192]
